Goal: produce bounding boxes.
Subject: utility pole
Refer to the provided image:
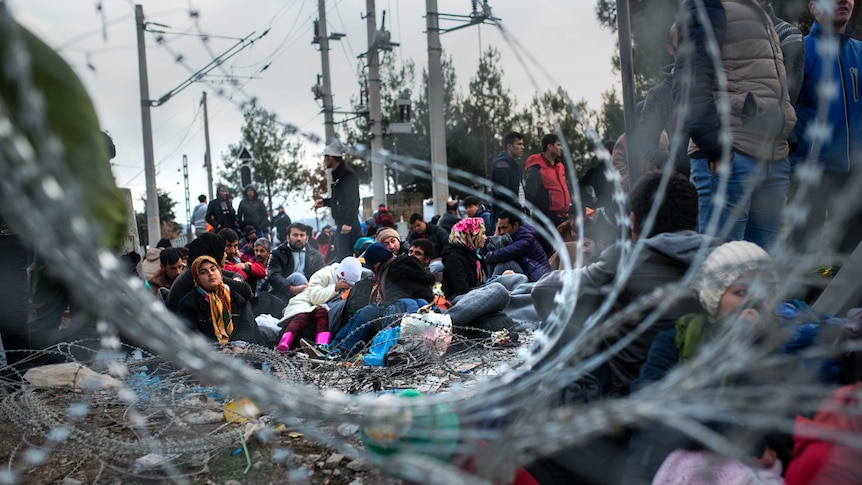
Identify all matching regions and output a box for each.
[616,0,641,184]
[426,0,450,216]
[183,154,191,241]
[135,4,161,248]
[201,91,214,201]
[366,0,385,209]
[316,0,336,144]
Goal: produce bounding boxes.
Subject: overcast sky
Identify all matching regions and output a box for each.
[10,0,620,224]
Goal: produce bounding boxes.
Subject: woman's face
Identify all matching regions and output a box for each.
[197,260,223,292]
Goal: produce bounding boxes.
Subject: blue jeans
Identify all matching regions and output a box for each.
[690,154,789,250]
[332,298,427,355]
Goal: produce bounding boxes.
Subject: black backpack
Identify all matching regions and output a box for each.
[332,276,376,336]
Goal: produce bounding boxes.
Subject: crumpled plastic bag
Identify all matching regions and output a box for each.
[23,363,122,391]
[400,312,453,356]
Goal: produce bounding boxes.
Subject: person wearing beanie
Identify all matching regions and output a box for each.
[624,240,779,483]
[375,227,403,255]
[274,256,363,352]
[353,237,375,258]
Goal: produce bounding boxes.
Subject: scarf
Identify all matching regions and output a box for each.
[449,217,486,285]
[191,255,233,344]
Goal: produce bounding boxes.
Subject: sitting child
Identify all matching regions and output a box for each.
[275,256,362,352]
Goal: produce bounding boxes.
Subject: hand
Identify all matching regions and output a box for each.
[335,280,351,291]
[313,199,323,210]
[340,224,351,234]
[290,284,308,295]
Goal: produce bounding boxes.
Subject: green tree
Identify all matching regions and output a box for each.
[220,105,309,214]
[136,189,181,242]
[599,88,626,143]
[448,47,516,195]
[515,89,602,179]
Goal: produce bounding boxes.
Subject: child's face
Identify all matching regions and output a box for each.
[716,271,772,320]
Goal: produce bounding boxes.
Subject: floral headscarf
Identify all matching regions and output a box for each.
[191,255,233,345]
[449,217,486,251]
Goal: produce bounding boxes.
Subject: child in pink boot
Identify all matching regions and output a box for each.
[275,256,363,352]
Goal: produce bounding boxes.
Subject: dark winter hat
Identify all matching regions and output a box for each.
[187,232,227,264]
[156,238,172,248]
[363,242,394,268]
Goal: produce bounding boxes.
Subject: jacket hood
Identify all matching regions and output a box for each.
[640,230,719,266]
[144,247,162,263]
[243,184,258,199]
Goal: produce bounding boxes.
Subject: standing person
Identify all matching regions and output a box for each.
[491,131,526,223]
[236,185,268,237]
[675,0,796,249]
[524,133,571,256]
[271,206,291,244]
[206,185,238,233]
[789,0,862,257]
[313,143,361,262]
[191,194,208,238]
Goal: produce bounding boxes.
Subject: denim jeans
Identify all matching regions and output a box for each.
[690,154,789,250]
[332,298,427,355]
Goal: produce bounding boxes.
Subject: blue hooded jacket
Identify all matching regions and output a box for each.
[791,22,862,173]
[484,223,551,282]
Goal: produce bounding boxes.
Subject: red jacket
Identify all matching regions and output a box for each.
[524,153,570,221]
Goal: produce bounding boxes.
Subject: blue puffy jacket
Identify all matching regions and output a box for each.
[484,223,551,282]
[791,22,862,173]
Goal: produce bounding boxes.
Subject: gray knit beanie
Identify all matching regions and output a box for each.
[696,241,773,317]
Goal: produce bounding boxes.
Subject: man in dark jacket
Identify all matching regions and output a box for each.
[532,172,717,396]
[491,131,525,224]
[485,210,551,282]
[237,185,268,236]
[313,143,360,261]
[205,185,237,233]
[267,223,325,302]
[406,213,449,274]
[437,200,461,234]
[271,206,291,244]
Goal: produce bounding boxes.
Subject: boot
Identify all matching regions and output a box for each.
[275,332,294,353]
[315,331,331,346]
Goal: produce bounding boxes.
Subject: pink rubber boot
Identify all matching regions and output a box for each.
[275,332,295,353]
[315,332,331,346]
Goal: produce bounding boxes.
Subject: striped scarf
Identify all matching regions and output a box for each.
[191,256,234,344]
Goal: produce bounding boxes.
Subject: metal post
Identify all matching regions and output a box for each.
[367,0,385,208]
[135,4,161,248]
[183,154,191,241]
[201,91,213,201]
[616,0,641,184]
[426,0,450,216]
[318,0,336,144]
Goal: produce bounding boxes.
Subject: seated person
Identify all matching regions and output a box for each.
[148,247,185,295]
[219,228,247,279]
[463,195,493,233]
[275,256,362,352]
[408,239,434,269]
[532,171,717,396]
[166,233,252,312]
[245,238,271,294]
[406,213,449,274]
[176,255,262,351]
[484,210,551,282]
[441,217,487,301]
[375,227,404,257]
[237,225,258,261]
[331,243,435,356]
[267,223,326,302]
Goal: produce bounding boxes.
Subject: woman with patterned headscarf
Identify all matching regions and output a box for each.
[176,255,259,350]
[441,217,487,300]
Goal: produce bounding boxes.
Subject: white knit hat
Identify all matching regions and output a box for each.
[336,257,363,285]
[696,241,773,317]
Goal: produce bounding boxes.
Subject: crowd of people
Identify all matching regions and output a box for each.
[2,1,862,483]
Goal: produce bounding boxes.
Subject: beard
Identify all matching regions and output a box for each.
[290,241,305,251]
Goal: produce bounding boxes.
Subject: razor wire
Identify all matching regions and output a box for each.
[1,1,862,484]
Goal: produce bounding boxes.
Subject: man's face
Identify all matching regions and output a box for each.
[254,246,270,264]
[288,229,308,250]
[323,155,335,170]
[408,245,430,267]
[225,240,239,259]
[464,204,479,218]
[547,141,563,159]
[812,0,854,30]
[218,186,229,199]
[496,217,516,235]
[381,235,401,253]
[507,138,525,158]
[411,220,427,234]
[163,259,185,282]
